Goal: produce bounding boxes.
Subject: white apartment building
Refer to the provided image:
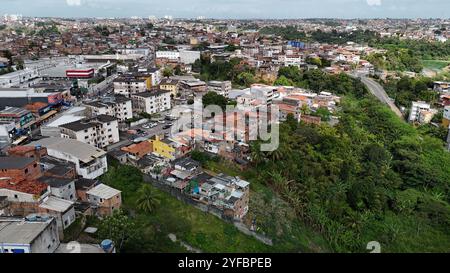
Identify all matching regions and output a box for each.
[409,101,431,123]
[84,96,133,122]
[208,81,232,97]
[28,137,108,179]
[249,84,275,106]
[113,77,147,97]
[156,50,180,60]
[131,90,171,114]
[156,50,200,64]
[59,115,120,149]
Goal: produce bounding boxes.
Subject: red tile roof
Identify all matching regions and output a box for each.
[0,179,48,196]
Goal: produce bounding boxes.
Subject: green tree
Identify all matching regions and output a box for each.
[98,210,139,252]
[136,184,161,213]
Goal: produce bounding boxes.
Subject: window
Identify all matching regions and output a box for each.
[24,168,28,174]
[14,194,18,199]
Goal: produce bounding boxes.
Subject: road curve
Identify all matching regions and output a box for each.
[350,73,404,119]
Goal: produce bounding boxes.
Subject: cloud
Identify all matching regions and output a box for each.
[366,0,382,6]
[66,0,81,6]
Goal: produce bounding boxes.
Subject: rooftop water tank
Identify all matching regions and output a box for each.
[101,239,114,253]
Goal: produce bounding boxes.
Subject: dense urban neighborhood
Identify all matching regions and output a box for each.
[0,13,450,254]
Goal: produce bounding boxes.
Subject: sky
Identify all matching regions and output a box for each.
[2,0,450,19]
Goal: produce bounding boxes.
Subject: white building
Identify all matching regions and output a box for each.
[409,101,431,123]
[156,50,180,61]
[131,90,171,114]
[0,216,60,253]
[208,81,232,97]
[59,115,120,149]
[156,50,200,64]
[0,68,39,88]
[38,177,77,202]
[84,96,133,122]
[38,196,76,232]
[113,77,147,97]
[27,137,108,179]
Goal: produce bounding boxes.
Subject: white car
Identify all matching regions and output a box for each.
[142,124,150,129]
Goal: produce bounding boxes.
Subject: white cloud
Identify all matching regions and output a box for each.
[366,0,382,6]
[66,0,82,6]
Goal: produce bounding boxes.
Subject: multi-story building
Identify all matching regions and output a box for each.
[27,137,108,179]
[0,107,35,130]
[84,96,133,122]
[113,77,148,97]
[208,81,232,97]
[159,78,179,97]
[60,115,119,149]
[86,183,122,217]
[131,90,171,114]
[156,50,200,64]
[409,101,432,123]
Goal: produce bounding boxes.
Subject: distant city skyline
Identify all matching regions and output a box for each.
[2,0,450,19]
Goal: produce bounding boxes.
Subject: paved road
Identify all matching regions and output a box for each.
[351,73,404,119]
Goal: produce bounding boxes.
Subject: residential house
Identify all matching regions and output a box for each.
[27,137,108,179]
[0,216,59,253]
[86,183,122,217]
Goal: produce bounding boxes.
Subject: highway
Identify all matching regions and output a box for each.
[351,73,404,119]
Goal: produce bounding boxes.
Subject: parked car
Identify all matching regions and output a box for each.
[142,124,150,129]
[162,124,171,130]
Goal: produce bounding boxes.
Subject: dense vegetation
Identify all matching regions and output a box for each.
[259,26,306,40]
[258,27,379,45]
[192,55,257,87]
[248,81,450,252]
[366,49,423,73]
[275,66,367,97]
[371,38,450,60]
[381,76,436,108]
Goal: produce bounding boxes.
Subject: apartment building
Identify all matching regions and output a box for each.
[208,80,232,97]
[84,96,133,122]
[159,78,179,97]
[409,101,432,123]
[113,77,147,97]
[60,115,119,149]
[131,90,171,114]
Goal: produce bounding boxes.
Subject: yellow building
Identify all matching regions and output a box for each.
[159,78,179,97]
[149,135,176,160]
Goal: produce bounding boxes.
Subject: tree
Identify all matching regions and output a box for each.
[236,72,255,87]
[202,92,229,110]
[163,67,173,77]
[98,210,139,252]
[306,57,322,67]
[274,75,294,86]
[136,184,160,213]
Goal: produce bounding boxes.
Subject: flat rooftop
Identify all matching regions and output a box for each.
[0,218,53,244]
